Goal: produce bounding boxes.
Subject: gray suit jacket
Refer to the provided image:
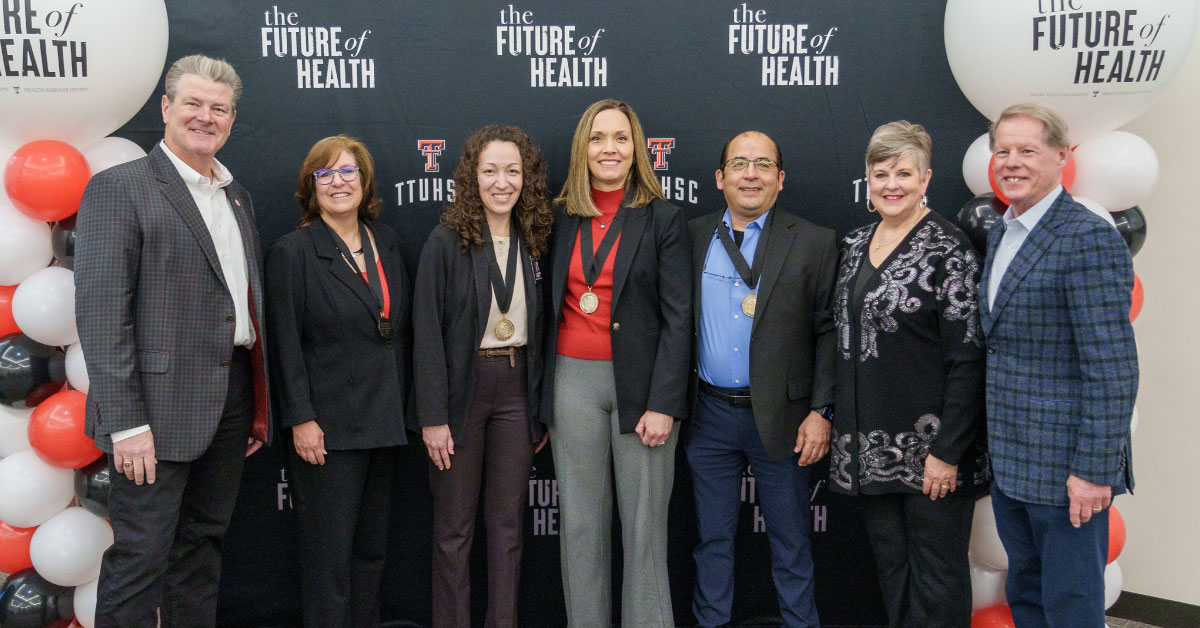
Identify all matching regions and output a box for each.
[75,144,272,461]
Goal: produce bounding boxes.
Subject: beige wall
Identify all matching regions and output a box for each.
[1113,26,1200,606]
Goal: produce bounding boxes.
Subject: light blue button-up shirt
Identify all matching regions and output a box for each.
[988,186,1062,309]
[697,209,770,388]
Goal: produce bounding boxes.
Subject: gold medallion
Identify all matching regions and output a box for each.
[494,316,515,341]
[579,289,599,314]
[741,293,757,317]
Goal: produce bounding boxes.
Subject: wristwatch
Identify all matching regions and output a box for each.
[812,405,834,421]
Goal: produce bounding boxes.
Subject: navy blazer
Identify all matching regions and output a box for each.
[541,196,692,433]
[980,191,1137,506]
[411,225,545,444]
[75,145,272,460]
[264,221,411,450]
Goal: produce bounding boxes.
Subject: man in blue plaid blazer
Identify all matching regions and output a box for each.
[979,103,1137,628]
[75,55,271,628]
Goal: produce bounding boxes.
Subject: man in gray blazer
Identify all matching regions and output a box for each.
[686,131,838,628]
[74,54,271,628]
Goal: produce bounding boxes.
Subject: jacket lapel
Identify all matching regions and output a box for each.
[551,211,580,323]
[309,221,381,319]
[149,147,227,289]
[610,202,649,311]
[979,220,1007,331]
[692,212,723,333]
[987,197,1069,324]
[471,244,491,339]
[751,209,796,328]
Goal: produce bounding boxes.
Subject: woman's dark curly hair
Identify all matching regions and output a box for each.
[441,125,553,259]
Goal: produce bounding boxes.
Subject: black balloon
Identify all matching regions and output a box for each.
[51,216,78,271]
[1110,206,1146,257]
[0,333,66,409]
[956,193,1007,255]
[0,568,75,628]
[75,455,113,519]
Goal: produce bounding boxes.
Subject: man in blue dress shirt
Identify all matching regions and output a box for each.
[980,103,1138,628]
[685,131,839,628]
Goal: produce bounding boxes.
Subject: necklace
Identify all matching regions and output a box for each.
[598,212,618,229]
[352,248,364,258]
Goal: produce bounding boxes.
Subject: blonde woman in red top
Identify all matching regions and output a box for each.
[541,99,692,627]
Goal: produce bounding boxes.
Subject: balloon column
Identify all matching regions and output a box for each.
[944,1,1193,622]
[0,2,168,627]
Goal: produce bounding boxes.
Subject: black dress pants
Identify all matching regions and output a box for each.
[288,445,399,628]
[858,491,974,628]
[96,348,254,628]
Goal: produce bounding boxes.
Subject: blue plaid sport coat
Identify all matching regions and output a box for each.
[979,190,1137,507]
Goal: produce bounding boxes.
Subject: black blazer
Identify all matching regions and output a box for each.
[541,195,692,433]
[264,220,412,450]
[411,225,545,444]
[687,209,838,460]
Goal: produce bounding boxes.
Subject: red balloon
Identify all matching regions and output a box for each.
[0,520,36,573]
[1108,505,1126,564]
[4,140,92,222]
[0,284,18,337]
[27,389,101,469]
[1130,273,1143,322]
[972,604,1015,628]
[987,147,1077,206]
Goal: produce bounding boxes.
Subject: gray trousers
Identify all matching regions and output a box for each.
[549,355,677,628]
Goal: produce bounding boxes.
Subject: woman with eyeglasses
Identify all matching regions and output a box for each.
[542,99,691,627]
[265,134,412,628]
[412,125,553,628]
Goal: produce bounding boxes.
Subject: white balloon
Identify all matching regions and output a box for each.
[1104,561,1124,609]
[0,449,75,527]
[66,342,90,393]
[0,0,168,147]
[29,506,113,586]
[962,133,994,196]
[82,137,147,176]
[1071,132,1160,211]
[969,495,1009,570]
[945,0,1197,143]
[1072,196,1119,227]
[74,577,99,628]
[12,266,78,346]
[970,564,1008,611]
[1130,407,1139,436]
[0,404,34,457]
[0,200,53,285]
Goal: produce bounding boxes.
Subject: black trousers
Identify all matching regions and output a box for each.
[858,491,974,628]
[96,348,254,628]
[288,444,399,628]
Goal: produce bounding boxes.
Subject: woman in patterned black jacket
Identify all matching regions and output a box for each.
[828,121,987,628]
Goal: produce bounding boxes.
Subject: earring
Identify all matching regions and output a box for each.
[866,198,877,213]
[920,196,928,208]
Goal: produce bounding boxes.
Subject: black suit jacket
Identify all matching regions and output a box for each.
[687,208,838,460]
[411,225,544,444]
[75,144,272,460]
[264,220,411,450]
[541,196,692,433]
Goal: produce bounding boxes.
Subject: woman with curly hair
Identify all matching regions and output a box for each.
[412,124,553,628]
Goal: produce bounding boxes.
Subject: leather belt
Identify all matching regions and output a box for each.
[478,345,523,366]
[700,380,752,408]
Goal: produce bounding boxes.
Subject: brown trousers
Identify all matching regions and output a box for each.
[430,352,534,628]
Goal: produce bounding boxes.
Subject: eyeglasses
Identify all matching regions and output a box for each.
[313,166,360,185]
[723,157,778,172]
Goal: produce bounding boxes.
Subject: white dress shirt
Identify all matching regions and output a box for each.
[987,185,1062,309]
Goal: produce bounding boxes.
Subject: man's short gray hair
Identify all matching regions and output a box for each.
[164,54,243,107]
[989,103,1071,150]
